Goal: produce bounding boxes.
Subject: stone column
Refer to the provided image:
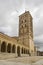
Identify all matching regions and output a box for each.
[15,45,17,57]
[11,45,12,53]
[6,44,7,53]
[20,47,21,56]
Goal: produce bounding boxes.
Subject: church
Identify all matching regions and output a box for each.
[0,11,35,57]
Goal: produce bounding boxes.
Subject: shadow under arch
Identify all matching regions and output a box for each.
[17,46,20,56]
[24,48,25,54]
[7,43,11,53]
[21,47,24,54]
[1,41,6,52]
[12,45,16,53]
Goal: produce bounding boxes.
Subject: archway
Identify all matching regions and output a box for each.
[1,41,6,52]
[7,43,11,53]
[28,50,29,54]
[24,48,25,54]
[26,49,27,54]
[21,47,23,54]
[17,46,20,56]
[12,45,16,53]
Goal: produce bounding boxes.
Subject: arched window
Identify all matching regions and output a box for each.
[25,20,26,22]
[22,25,23,28]
[22,21,23,23]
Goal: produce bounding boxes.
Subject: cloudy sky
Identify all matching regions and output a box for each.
[0,0,43,51]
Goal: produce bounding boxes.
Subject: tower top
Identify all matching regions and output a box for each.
[19,11,32,19]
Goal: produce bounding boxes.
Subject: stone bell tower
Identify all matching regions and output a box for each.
[19,11,34,55]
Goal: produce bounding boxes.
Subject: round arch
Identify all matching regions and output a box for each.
[1,41,6,52]
[26,49,27,54]
[12,45,16,53]
[28,50,29,54]
[17,46,20,56]
[24,48,25,54]
[21,47,23,54]
[7,43,11,53]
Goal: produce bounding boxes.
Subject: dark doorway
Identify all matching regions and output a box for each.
[17,46,20,56]
[7,43,11,53]
[1,41,6,52]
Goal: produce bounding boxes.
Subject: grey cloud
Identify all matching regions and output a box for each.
[33,5,43,36]
[34,34,43,51]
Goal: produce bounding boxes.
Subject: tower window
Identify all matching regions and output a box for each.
[22,21,23,23]
[22,25,23,28]
[25,20,26,22]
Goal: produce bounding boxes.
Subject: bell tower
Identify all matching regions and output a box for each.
[19,11,33,43]
[19,11,34,55]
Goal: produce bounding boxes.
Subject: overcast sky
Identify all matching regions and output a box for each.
[0,0,43,51]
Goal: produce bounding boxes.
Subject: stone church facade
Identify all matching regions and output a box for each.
[0,11,34,57]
